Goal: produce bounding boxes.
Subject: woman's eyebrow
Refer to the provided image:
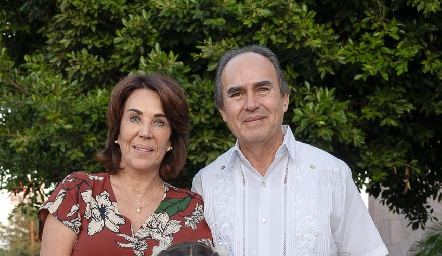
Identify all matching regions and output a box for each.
[127,108,142,114]
[127,109,166,118]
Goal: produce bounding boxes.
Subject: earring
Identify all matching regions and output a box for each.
[166,146,173,152]
[115,140,119,145]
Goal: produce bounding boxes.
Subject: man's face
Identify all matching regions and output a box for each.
[219,52,289,147]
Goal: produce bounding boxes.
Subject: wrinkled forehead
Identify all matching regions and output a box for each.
[221,52,278,89]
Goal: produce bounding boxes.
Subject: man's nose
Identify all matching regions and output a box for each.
[244,92,260,110]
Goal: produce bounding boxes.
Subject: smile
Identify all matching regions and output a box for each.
[244,116,265,123]
[134,146,153,153]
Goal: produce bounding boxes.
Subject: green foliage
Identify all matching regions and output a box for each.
[0,0,441,230]
[409,221,442,255]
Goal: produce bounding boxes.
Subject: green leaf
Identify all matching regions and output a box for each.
[156,197,192,216]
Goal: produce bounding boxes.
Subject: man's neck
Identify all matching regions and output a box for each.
[238,133,284,176]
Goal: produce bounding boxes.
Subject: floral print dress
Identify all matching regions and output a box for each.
[39,172,213,256]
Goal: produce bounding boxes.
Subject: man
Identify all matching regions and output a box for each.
[192,45,388,256]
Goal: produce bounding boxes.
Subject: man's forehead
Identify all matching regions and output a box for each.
[226,52,266,66]
[222,54,277,88]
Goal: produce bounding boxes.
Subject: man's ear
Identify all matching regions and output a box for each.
[282,93,289,113]
[219,108,227,122]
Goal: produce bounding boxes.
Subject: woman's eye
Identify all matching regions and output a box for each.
[130,116,140,122]
[154,120,165,126]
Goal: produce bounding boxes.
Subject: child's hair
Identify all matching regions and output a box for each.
[157,242,219,256]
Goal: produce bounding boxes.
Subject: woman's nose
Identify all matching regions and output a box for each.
[138,123,153,138]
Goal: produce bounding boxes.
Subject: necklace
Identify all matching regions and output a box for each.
[117,174,163,214]
[119,174,158,197]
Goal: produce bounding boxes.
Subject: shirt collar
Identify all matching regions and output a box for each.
[228,125,297,167]
[281,125,297,163]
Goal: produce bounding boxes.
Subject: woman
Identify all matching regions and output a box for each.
[39,74,213,255]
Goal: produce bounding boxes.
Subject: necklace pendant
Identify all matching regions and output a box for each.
[137,208,141,214]
[137,192,141,197]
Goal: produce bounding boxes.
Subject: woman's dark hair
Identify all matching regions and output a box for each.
[157,242,219,256]
[95,73,189,179]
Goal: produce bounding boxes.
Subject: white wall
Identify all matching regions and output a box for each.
[369,193,442,255]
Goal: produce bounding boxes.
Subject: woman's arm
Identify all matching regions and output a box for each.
[40,214,77,256]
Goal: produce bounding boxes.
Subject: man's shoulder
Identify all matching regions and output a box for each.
[295,140,334,158]
[294,140,349,173]
[195,147,236,176]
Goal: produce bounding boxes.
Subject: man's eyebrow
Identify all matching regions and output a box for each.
[226,81,273,95]
[254,80,273,87]
[226,86,244,95]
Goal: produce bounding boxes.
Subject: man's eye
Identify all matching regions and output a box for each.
[258,87,270,92]
[230,92,243,98]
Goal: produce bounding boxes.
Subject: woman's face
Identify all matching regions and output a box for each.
[117,88,172,173]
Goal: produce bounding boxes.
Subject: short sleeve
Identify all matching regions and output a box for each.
[38,172,91,240]
[332,171,388,255]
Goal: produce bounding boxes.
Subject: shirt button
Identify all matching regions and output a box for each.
[261,218,267,223]
[262,181,267,187]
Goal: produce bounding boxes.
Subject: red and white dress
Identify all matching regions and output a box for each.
[39,172,213,256]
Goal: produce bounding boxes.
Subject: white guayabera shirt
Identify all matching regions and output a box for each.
[192,125,388,256]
